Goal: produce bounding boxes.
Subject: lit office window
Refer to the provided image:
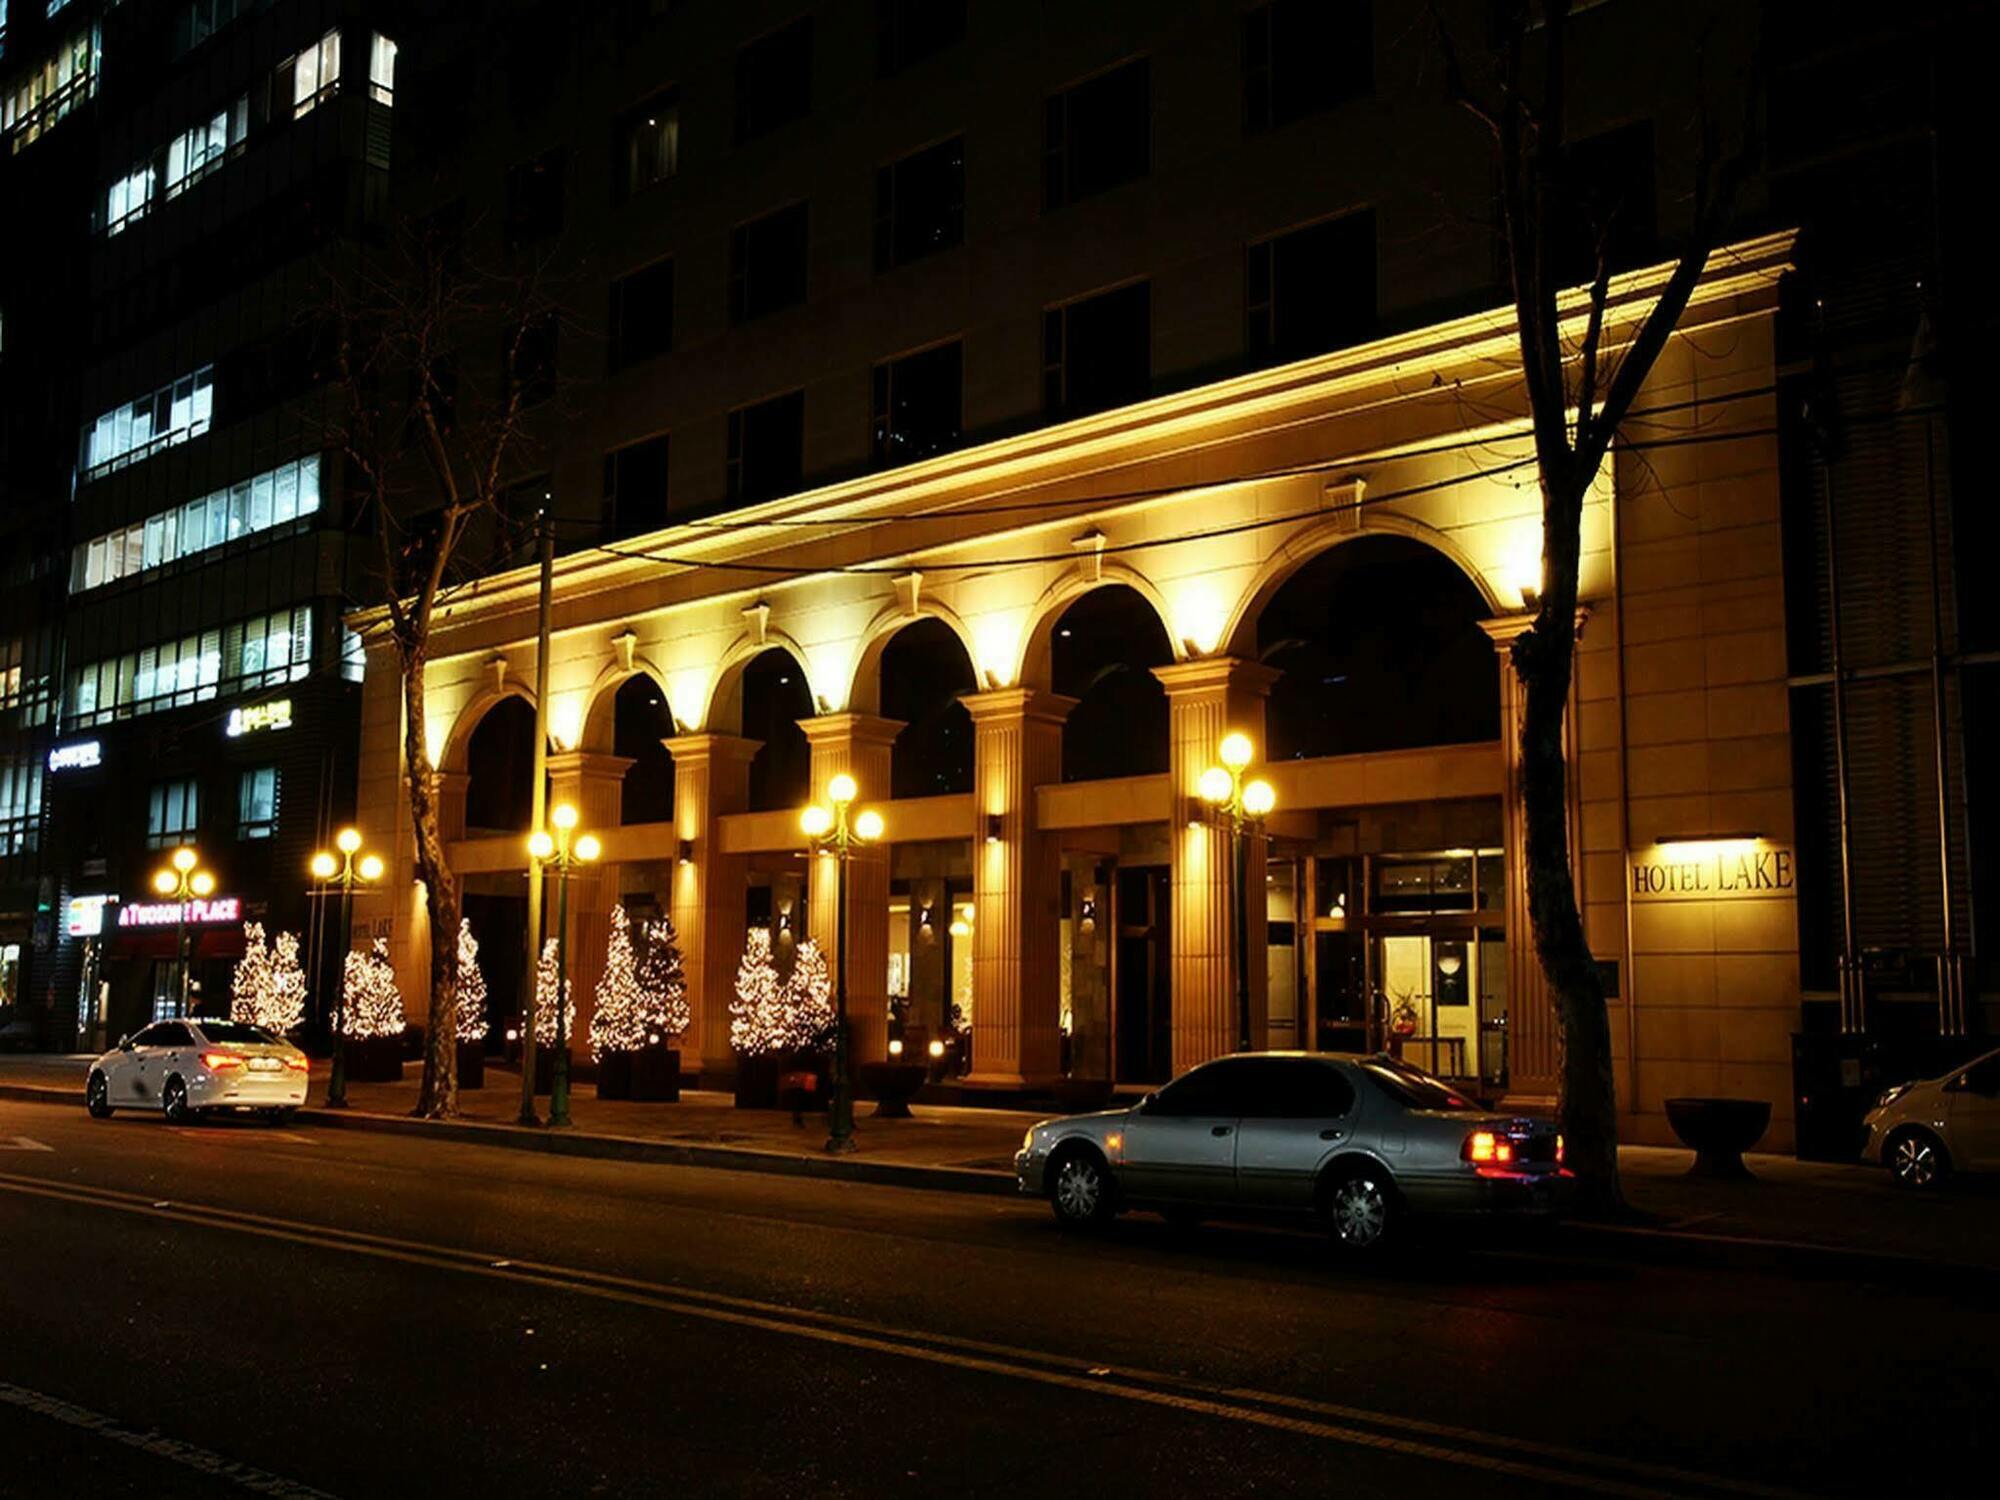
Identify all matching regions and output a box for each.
[165,95,248,195]
[341,629,366,683]
[237,767,278,839]
[80,367,215,479]
[65,606,313,730]
[282,28,341,119]
[104,163,156,233]
[369,33,396,106]
[0,758,42,856]
[147,779,200,849]
[72,457,322,592]
[3,22,99,151]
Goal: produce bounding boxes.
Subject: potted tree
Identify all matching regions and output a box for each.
[780,939,835,1116]
[589,906,644,1100]
[530,938,571,1095]
[454,919,487,1089]
[729,929,786,1108]
[632,914,689,1101]
[340,939,407,1083]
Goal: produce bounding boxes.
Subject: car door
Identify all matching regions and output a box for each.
[1234,1059,1358,1211]
[130,1021,190,1106]
[106,1024,159,1103]
[1946,1053,2000,1170]
[1118,1060,1254,1206]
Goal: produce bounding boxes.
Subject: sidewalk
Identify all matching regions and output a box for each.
[5,1052,1995,1276]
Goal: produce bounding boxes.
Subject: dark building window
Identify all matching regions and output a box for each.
[504,315,557,408]
[727,391,805,505]
[873,341,963,467]
[616,87,679,200]
[1044,58,1150,210]
[875,136,965,272]
[1243,1,1372,131]
[1554,120,1657,287]
[1246,211,1376,365]
[609,259,674,369]
[1044,282,1150,419]
[877,0,966,76]
[735,16,813,143]
[147,779,199,849]
[504,149,566,245]
[730,202,809,323]
[602,435,670,539]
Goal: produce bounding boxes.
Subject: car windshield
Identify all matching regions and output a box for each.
[195,1021,278,1046]
[1358,1060,1477,1112]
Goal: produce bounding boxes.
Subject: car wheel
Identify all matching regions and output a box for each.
[86,1072,113,1119]
[1049,1148,1115,1228]
[1327,1168,1398,1251]
[1887,1127,1949,1190]
[162,1075,194,1125]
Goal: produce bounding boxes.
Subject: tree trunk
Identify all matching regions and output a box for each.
[1514,469,1621,1212]
[402,640,460,1120]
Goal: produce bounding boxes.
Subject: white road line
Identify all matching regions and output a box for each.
[0,1170,1816,1500]
[0,1380,340,1499]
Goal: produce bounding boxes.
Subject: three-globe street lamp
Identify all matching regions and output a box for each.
[1198,732,1277,1052]
[527,803,600,1130]
[310,827,384,1109]
[151,845,216,1019]
[801,773,884,1154]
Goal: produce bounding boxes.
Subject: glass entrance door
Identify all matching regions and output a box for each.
[1378,933,1478,1081]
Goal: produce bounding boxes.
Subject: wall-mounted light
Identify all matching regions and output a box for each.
[1436,951,1464,978]
[676,838,696,865]
[1078,890,1097,935]
[927,1038,946,1060]
[984,813,1003,845]
[888,1038,904,1057]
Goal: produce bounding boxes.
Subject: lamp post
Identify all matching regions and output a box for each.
[801,773,883,1154]
[310,827,384,1109]
[151,846,216,1018]
[527,803,600,1130]
[1197,732,1276,1052]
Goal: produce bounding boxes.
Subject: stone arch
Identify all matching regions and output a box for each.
[1044,582,1178,784]
[1220,512,1504,663]
[578,651,678,754]
[845,598,979,716]
[1016,561,1180,692]
[701,628,817,734]
[438,681,538,777]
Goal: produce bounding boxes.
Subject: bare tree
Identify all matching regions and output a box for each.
[327,226,549,1119]
[1430,0,1758,1208]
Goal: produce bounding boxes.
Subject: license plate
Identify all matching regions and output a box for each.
[248,1057,283,1072]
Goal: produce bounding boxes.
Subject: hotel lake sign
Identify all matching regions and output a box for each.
[1631,843,1795,900]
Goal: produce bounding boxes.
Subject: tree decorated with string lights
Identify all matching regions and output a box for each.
[230,923,272,1026]
[531,937,572,1048]
[639,914,690,1043]
[729,928,787,1056]
[267,931,308,1035]
[454,919,488,1044]
[589,905,647,1061]
[341,939,406,1039]
[785,938,835,1052]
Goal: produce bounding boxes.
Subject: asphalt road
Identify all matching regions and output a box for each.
[0,1097,1989,1500]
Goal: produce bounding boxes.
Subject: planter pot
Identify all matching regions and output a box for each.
[342,1034,404,1084]
[734,1052,781,1109]
[859,1061,927,1119]
[631,1044,681,1102]
[1664,1097,1771,1178]
[596,1050,634,1101]
[456,1041,485,1090]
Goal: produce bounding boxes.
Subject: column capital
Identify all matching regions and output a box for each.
[661,732,763,766]
[1151,656,1281,699]
[798,712,905,750]
[1481,608,1591,652]
[545,749,637,782]
[959,687,1077,727]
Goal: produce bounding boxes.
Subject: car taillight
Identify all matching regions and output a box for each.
[1463,1130,1514,1165]
[282,1054,309,1072]
[1555,1133,1565,1164]
[201,1050,246,1071]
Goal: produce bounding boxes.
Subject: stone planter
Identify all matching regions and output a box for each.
[734,1052,781,1109]
[1664,1097,1771,1178]
[456,1040,485,1090]
[596,1049,634,1101]
[342,1034,404,1084]
[859,1061,927,1119]
[631,1044,681,1102]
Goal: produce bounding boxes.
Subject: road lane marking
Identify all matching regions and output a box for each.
[0,1380,340,1499]
[0,1136,52,1151]
[0,1169,1814,1500]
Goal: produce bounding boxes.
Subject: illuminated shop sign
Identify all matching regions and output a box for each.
[1630,840,1795,900]
[66,895,114,937]
[225,699,293,737]
[47,741,103,771]
[117,896,242,928]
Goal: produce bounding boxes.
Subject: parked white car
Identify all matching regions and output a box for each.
[1862,1046,2000,1189]
[87,1018,308,1123]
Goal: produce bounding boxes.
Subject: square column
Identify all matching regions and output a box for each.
[961,689,1074,1088]
[545,751,634,1060]
[664,733,760,1081]
[1153,658,1279,1076]
[1480,616,1582,1098]
[800,714,903,1067]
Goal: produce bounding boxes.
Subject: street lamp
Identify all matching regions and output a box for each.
[527,802,599,1129]
[310,827,384,1108]
[151,846,216,1018]
[1197,732,1276,1052]
[801,773,883,1154]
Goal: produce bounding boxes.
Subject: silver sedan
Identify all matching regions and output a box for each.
[1015,1052,1569,1249]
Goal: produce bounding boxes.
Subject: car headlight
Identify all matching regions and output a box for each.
[1021,1128,1036,1153]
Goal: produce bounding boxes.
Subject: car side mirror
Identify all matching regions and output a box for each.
[1945,1073,1970,1093]
[1136,1091,1156,1113]
[117,1035,132,1051]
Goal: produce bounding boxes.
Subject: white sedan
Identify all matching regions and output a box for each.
[87,1018,309,1123]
